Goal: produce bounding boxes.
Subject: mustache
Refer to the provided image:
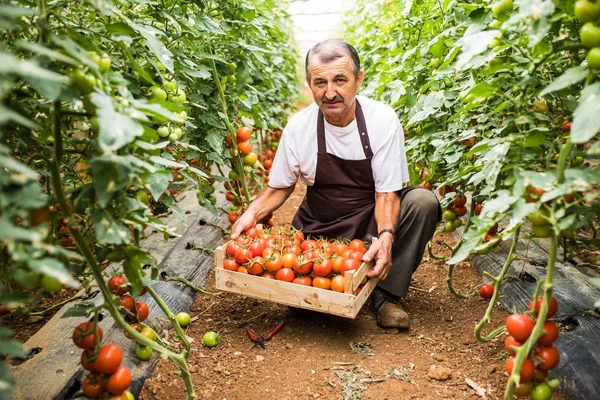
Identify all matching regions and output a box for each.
[322,95,344,104]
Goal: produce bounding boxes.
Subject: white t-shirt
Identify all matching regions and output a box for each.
[268,95,409,192]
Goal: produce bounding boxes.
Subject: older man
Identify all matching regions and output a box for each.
[231,39,440,329]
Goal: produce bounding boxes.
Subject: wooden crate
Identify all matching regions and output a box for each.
[214,244,379,318]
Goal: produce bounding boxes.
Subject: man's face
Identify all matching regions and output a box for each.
[306,55,364,126]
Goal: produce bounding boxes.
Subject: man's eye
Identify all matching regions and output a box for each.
[336,79,346,83]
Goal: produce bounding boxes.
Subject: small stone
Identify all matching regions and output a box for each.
[214,365,223,373]
[285,343,294,350]
[26,316,45,324]
[385,328,399,334]
[255,355,265,362]
[312,394,321,398]
[412,318,420,325]
[433,354,447,362]
[233,351,242,356]
[299,347,307,353]
[427,365,452,381]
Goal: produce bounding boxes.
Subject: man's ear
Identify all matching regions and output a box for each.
[305,76,311,87]
[356,71,364,90]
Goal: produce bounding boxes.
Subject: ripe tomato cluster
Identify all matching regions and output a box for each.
[72,322,132,398]
[107,274,150,327]
[440,186,468,233]
[504,295,561,399]
[223,226,369,293]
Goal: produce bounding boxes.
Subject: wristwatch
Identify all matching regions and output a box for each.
[378,228,395,241]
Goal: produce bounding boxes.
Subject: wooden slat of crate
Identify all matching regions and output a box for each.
[214,245,377,319]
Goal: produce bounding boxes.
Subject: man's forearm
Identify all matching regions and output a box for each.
[246,184,296,221]
[374,192,401,236]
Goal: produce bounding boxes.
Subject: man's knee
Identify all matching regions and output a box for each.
[404,188,440,216]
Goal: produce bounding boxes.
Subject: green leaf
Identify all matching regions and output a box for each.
[91,92,144,152]
[407,107,436,126]
[0,339,26,357]
[147,171,172,201]
[123,258,143,299]
[0,4,35,21]
[15,40,79,66]
[181,65,212,80]
[539,67,588,96]
[61,302,96,318]
[0,104,37,129]
[29,258,79,288]
[88,155,136,207]
[0,219,42,242]
[0,51,65,100]
[92,211,130,245]
[106,22,135,36]
[196,15,224,35]
[455,31,499,68]
[571,83,600,143]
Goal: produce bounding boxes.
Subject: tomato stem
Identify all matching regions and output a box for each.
[145,285,190,354]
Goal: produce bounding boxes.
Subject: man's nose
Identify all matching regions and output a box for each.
[325,83,337,99]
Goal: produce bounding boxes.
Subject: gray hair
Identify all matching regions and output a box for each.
[305,39,361,80]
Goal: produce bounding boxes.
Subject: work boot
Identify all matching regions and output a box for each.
[370,287,410,329]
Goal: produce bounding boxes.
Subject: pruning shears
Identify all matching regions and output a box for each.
[246,322,284,349]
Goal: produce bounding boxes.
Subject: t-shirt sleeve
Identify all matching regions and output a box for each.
[372,115,409,192]
[267,125,300,189]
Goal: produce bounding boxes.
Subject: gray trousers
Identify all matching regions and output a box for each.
[377,188,441,297]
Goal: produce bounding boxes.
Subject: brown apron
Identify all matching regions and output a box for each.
[292,100,418,241]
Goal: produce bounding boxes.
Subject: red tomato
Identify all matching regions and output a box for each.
[300,239,317,251]
[225,192,235,202]
[82,373,106,398]
[333,242,348,256]
[236,266,248,274]
[248,242,265,258]
[294,230,304,242]
[533,368,548,382]
[331,275,345,292]
[313,258,333,277]
[119,295,134,311]
[265,255,283,273]
[313,277,331,290]
[262,272,275,279]
[347,251,364,261]
[73,322,103,350]
[293,276,312,286]
[331,256,343,274]
[228,211,239,224]
[488,223,499,234]
[529,295,558,319]
[245,227,259,239]
[106,365,131,395]
[236,127,252,142]
[275,268,295,282]
[348,239,367,253]
[318,241,334,255]
[226,241,240,257]
[234,248,253,264]
[538,321,559,346]
[263,159,273,169]
[504,335,523,356]
[454,205,467,217]
[132,301,149,322]
[223,259,239,271]
[94,344,123,375]
[237,141,252,155]
[474,203,483,216]
[506,314,535,341]
[281,253,297,268]
[248,257,265,275]
[108,275,129,296]
[533,347,560,371]
[479,284,494,299]
[340,258,360,276]
[81,350,97,372]
[505,357,535,382]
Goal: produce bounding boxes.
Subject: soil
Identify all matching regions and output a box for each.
[140,183,562,400]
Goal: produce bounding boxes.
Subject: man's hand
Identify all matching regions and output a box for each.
[363,235,394,280]
[230,211,257,239]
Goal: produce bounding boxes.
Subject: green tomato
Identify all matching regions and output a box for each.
[157,126,170,138]
[489,19,502,28]
[530,383,552,400]
[444,221,456,232]
[492,0,513,18]
[71,69,96,94]
[527,208,549,225]
[41,275,62,294]
[135,190,150,205]
[443,210,457,222]
[99,53,111,72]
[90,116,100,133]
[208,195,217,204]
[229,62,237,72]
[13,269,40,290]
[580,23,600,49]
[164,79,178,92]
[243,165,253,174]
[531,224,552,238]
[228,170,239,180]
[532,100,549,114]
[124,391,135,400]
[587,47,600,69]
[243,152,258,166]
[203,331,219,348]
[452,218,463,228]
[147,86,167,101]
[140,326,157,341]
[136,346,153,361]
[547,378,560,390]
[176,312,191,327]
[178,110,188,122]
[169,132,178,142]
[571,155,585,166]
[87,51,102,66]
[173,127,183,139]
[574,0,600,23]
[228,75,236,85]
[170,88,187,103]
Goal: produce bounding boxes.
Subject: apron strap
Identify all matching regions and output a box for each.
[316,100,374,158]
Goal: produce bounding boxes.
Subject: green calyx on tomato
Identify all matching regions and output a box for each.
[169,88,187,103]
[203,331,219,347]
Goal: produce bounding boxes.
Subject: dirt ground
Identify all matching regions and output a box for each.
[139,183,547,400]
